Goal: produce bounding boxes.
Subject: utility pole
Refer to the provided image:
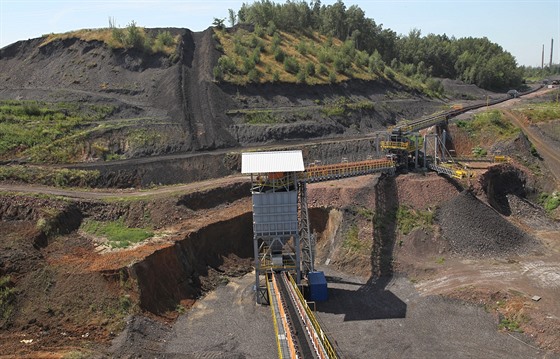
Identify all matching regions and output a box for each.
[542,44,545,69]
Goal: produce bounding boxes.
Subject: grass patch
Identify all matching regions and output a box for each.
[322,97,376,117]
[81,219,153,249]
[456,110,520,141]
[41,26,180,56]
[342,225,366,253]
[396,206,434,235]
[356,206,374,219]
[518,101,560,123]
[0,100,115,163]
[243,111,279,124]
[0,165,100,187]
[498,317,523,332]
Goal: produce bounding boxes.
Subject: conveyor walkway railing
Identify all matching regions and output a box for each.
[301,158,395,183]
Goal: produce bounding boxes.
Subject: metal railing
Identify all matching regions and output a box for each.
[301,158,395,183]
[285,273,339,359]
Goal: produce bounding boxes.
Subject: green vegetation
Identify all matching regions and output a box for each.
[0,276,16,321]
[0,100,115,163]
[456,110,520,140]
[342,225,366,252]
[356,206,374,219]
[42,20,180,56]
[518,101,560,123]
[227,1,522,91]
[538,192,560,213]
[213,27,387,85]
[471,146,488,158]
[81,219,154,249]
[322,97,375,116]
[395,206,434,235]
[0,165,100,187]
[243,111,279,124]
[435,257,445,265]
[498,317,523,333]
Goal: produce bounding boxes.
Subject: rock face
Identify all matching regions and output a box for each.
[437,191,539,257]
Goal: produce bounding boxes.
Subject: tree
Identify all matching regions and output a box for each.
[228,9,237,27]
[213,18,225,30]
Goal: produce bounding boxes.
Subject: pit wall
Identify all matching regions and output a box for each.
[130,212,253,314]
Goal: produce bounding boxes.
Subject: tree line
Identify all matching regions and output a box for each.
[225,0,522,91]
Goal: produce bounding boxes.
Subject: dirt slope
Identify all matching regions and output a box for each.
[0,27,446,165]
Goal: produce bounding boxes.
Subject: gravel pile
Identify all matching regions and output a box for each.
[437,191,539,257]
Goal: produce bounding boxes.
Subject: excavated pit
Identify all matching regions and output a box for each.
[479,163,528,215]
[133,206,335,315]
[132,212,254,314]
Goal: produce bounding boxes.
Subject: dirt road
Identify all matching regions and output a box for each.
[502,109,560,186]
[0,175,249,200]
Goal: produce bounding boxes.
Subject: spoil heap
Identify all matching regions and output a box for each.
[437,191,539,257]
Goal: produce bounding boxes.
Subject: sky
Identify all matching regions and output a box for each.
[1,0,559,67]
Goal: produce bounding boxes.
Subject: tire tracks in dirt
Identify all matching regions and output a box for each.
[0,175,249,200]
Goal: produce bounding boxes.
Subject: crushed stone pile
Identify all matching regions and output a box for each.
[437,191,539,257]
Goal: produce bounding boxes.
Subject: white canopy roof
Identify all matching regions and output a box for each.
[241,150,305,174]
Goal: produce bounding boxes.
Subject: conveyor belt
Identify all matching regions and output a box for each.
[269,271,339,359]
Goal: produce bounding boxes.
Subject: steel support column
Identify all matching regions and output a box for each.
[299,181,313,279]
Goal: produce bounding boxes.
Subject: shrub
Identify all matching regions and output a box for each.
[254,24,265,37]
[305,62,315,77]
[426,78,444,94]
[155,30,174,47]
[317,49,331,64]
[328,71,337,83]
[384,66,395,79]
[23,102,41,116]
[234,40,245,56]
[242,56,256,74]
[297,40,308,55]
[355,50,369,67]
[271,32,281,47]
[213,66,224,81]
[368,51,385,73]
[333,55,351,74]
[472,146,487,157]
[217,55,236,74]
[248,68,261,83]
[123,21,144,49]
[318,64,328,76]
[251,49,261,65]
[283,56,300,74]
[296,70,306,84]
[274,48,285,63]
[267,21,277,36]
[272,71,280,83]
